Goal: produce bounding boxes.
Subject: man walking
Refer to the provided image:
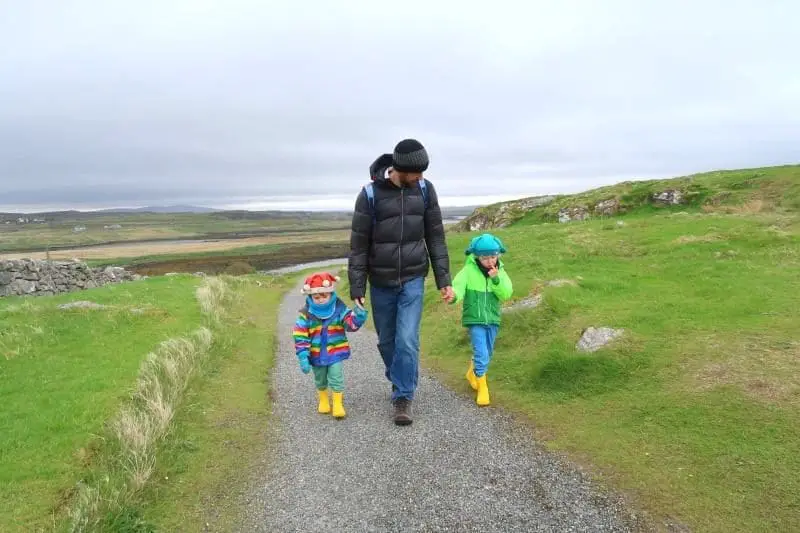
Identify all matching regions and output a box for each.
[348,139,454,426]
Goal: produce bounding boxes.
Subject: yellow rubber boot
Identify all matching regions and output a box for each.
[317,389,331,414]
[465,361,478,391]
[476,375,490,406]
[331,391,346,419]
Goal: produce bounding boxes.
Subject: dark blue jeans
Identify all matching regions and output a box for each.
[370,277,425,402]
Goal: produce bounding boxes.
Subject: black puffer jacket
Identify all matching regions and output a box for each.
[348,170,451,299]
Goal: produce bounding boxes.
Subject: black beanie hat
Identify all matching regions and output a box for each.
[392,139,429,173]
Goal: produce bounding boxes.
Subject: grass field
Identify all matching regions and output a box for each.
[0,269,308,532]
[419,208,799,532]
[1,275,204,530]
[0,229,350,262]
[0,211,351,253]
[120,240,349,276]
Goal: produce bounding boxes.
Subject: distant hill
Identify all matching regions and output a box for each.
[93,205,220,214]
[441,205,480,218]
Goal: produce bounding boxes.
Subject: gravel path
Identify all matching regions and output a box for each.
[241,281,644,532]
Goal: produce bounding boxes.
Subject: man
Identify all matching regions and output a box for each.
[348,138,454,426]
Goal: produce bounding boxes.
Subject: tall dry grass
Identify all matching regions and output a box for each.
[67,277,226,532]
[196,275,230,323]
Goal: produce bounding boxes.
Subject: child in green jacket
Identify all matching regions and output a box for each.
[450,233,513,406]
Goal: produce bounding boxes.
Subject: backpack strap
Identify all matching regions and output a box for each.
[363,182,376,225]
[362,179,428,225]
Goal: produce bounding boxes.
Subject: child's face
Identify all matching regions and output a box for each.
[311,292,332,304]
[478,255,498,269]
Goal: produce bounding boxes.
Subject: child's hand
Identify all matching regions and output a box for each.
[354,306,368,321]
[299,357,311,374]
[487,267,498,278]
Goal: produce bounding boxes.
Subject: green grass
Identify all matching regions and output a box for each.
[0,276,204,531]
[0,266,315,532]
[0,211,351,252]
[458,164,800,230]
[121,241,349,276]
[420,209,800,532]
[84,243,285,267]
[134,273,298,531]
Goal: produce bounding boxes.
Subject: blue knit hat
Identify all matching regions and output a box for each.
[465,233,507,256]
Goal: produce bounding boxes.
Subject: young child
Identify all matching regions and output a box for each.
[292,271,368,419]
[450,233,513,406]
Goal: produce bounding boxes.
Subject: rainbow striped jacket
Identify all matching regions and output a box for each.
[292,299,368,366]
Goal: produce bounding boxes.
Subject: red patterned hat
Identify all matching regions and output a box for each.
[301,271,340,295]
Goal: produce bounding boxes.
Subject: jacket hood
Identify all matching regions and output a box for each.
[369,153,394,185]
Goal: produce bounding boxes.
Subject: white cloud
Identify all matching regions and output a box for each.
[0,0,797,211]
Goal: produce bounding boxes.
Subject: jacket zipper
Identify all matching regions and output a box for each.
[398,188,404,284]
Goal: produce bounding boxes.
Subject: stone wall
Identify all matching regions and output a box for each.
[0,259,141,298]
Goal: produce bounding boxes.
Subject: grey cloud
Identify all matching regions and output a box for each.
[1,0,798,211]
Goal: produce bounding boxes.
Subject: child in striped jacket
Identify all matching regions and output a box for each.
[292,271,368,419]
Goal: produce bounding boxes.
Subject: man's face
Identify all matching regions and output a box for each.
[311,292,332,304]
[389,168,423,187]
[478,255,498,269]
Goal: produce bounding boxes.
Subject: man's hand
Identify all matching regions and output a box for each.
[354,297,366,309]
[440,286,455,303]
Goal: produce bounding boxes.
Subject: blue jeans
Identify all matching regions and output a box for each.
[469,325,499,377]
[370,277,425,402]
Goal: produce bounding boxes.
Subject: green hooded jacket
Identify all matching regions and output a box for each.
[451,254,513,327]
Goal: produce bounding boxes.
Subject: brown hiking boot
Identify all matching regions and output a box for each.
[393,398,412,426]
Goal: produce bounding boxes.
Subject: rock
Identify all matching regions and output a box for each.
[594,198,620,216]
[576,327,625,352]
[502,294,543,313]
[58,301,106,310]
[652,190,685,205]
[547,279,577,287]
[103,266,127,280]
[459,195,556,231]
[616,220,625,226]
[0,259,137,298]
[558,206,590,223]
[466,213,490,231]
[9,279,36,294]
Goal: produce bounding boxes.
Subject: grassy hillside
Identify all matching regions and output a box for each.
[458,164,800,230]
[0,271,303,532]
[422,205,799,532]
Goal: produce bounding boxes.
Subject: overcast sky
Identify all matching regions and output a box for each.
[1,1,798,212]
